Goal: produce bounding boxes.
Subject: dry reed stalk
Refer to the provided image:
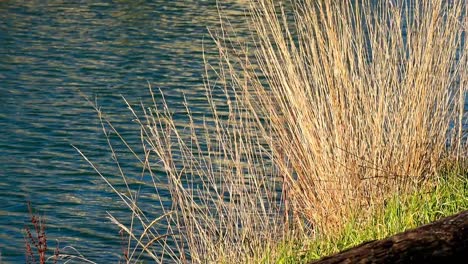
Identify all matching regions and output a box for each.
[134,85,285,262]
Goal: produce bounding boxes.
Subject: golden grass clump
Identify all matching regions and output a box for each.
[231,0,468,233]
[79,0,467,262]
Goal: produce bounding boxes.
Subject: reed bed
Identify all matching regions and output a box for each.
[79,0,467,263]
[240,0,467,233]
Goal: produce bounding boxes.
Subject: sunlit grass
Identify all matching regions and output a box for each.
[238,0,467,234]
[269,165,467,263]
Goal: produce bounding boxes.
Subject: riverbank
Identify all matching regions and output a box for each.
[74,0,467,263]
[267,164,467,263]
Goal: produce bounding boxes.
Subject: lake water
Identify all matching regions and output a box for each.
[0,1,251,262]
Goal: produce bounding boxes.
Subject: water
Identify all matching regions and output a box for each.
[0,1,249,262]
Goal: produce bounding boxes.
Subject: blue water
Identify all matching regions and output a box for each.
[0,1,248,262]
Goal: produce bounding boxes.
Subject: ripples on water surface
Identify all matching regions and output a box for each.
[0,1,250,262]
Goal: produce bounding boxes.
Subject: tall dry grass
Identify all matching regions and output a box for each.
[78,0,467,263]
[233,0,468,233]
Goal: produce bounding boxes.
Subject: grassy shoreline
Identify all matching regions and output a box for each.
[269,164,467,263]
[22,165,467,263]
[72,0,467,263]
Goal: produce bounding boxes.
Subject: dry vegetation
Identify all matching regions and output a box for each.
[78,0,467,263]
[241,0,467,233]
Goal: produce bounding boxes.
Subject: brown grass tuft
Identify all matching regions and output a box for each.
[229,0,468,234]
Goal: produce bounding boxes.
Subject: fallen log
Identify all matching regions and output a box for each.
[310,210,468,264]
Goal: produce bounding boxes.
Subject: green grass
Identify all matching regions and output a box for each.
[268,165,467,263]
